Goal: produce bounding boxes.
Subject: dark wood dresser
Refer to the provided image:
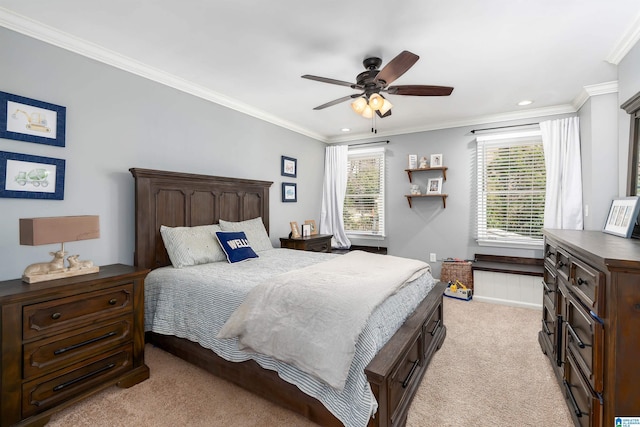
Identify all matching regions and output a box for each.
[0,264,149,426]
[279,234,333,253]
[539,230,640,427]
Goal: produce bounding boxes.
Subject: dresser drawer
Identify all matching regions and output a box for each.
[569,259,604,316]
[389,333,422,425]
[566,299,603,393]
[23,283,133,340]
[22,345,133,417]
[544,240,558,268]
[421,301,443,361]
[542,265,557,309]
[23,316,133,379]
[564,350,603,427]
[304,238,331,252]
[541,297,556,355]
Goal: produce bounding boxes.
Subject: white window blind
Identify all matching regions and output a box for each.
[344,147,385,237]
[476,131,546,247]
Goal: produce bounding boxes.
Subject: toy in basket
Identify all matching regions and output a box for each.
[444,280,473,301]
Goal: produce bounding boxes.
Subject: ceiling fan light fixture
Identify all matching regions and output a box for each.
[351,97,367,114]
[368,93,384,110]
[379,98,393,115]
[361,105,374,119]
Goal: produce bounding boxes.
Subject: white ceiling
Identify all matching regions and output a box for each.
[1,1,640,143]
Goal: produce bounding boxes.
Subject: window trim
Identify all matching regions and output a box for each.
[344,147,386,238]
[476,130,545,250]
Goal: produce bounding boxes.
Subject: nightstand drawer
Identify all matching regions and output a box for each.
[23,283,133,340]
[22,345,133,417]
[23,316,133,379]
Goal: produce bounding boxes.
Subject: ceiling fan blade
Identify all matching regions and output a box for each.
[386,85,454,96]
[302,74,357,88]
[374,51,419,86]
[313,93,362,110]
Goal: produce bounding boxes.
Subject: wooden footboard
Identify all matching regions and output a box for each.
[146,281,446,427]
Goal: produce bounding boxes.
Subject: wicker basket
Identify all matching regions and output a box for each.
[440,261,474,290]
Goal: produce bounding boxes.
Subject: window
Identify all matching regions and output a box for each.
[476,131,546,248]
[343,148,385,237]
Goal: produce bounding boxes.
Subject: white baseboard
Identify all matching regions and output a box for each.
[472,295,541,310]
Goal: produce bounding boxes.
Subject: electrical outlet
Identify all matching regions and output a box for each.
[429,253,437,262]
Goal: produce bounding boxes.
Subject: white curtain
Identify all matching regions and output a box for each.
[319,145,351,248]
[540,117,583,229]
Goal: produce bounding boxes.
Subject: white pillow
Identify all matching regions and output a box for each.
[218,217,273,252]
[160,224,225,268]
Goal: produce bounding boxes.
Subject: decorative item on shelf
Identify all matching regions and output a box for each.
[304,219,318,235]
[430,153,443,168]
[410,184,421,195]
[289,221,301,238]
[408,154,418,169]
[19,215,100,283]
[419,156,428,169]
[301,223,312,237]
[427,178,443,194]
[603,196,640,238]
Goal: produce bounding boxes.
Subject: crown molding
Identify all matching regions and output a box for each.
[0,8,327,143]
[572,81,619,110]
[607,14,640,64]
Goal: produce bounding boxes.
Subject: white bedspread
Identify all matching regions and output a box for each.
[217,251,430,390]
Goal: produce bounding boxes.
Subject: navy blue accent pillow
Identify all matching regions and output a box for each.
[215,231,259,263]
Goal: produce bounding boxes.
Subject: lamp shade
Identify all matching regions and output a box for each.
[351,97,367,114]
[20,216,100,246]
[368,93,384,111]
[379,98,393,115]
[361,105,374,119]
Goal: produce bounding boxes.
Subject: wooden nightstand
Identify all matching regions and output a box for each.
[0,264,150,427]
[280,234,333,253]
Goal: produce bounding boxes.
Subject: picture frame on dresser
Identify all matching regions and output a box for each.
[603,196,640,238]
[0,151,65,200]
[0,91,66,147]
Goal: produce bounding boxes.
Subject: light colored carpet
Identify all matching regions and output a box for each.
[48,298,573,427]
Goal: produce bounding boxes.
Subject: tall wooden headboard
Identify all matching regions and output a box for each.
[130,168,272,270]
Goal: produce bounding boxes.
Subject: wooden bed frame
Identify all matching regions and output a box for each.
[130,167,446,427]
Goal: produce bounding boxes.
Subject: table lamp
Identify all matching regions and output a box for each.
[20,215,100,283]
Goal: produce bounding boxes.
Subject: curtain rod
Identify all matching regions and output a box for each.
[470,122,539,134]
[348,140,390,147]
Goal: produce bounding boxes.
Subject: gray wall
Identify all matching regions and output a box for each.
[1,26,638,281]
[0,28,326,280]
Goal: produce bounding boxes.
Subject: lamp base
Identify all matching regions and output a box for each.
[23,265,100,284]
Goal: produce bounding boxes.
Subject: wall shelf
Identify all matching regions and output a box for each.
[404,194,448,208]
[404,166,448,183]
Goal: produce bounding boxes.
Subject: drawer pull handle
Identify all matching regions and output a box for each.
[108,298,118,305]
[542,320,553,336]
[576,277,586,286]
[429,319,441,336]
[566,323,587,349]
[53,331,118,355]
[51,312,61,320]
[402,359,419,389]
[563,380,584,418]
[53,362,116,392]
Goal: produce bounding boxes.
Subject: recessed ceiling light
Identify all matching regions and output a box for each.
[518,100,533,106]
[341,128,351,132]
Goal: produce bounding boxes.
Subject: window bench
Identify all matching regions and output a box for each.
[471,254,544,309]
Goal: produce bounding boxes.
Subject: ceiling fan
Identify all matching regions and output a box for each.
[302,50,453,119]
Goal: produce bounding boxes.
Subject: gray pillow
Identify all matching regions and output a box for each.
[218,217,273,252]
[160,224,225,268]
